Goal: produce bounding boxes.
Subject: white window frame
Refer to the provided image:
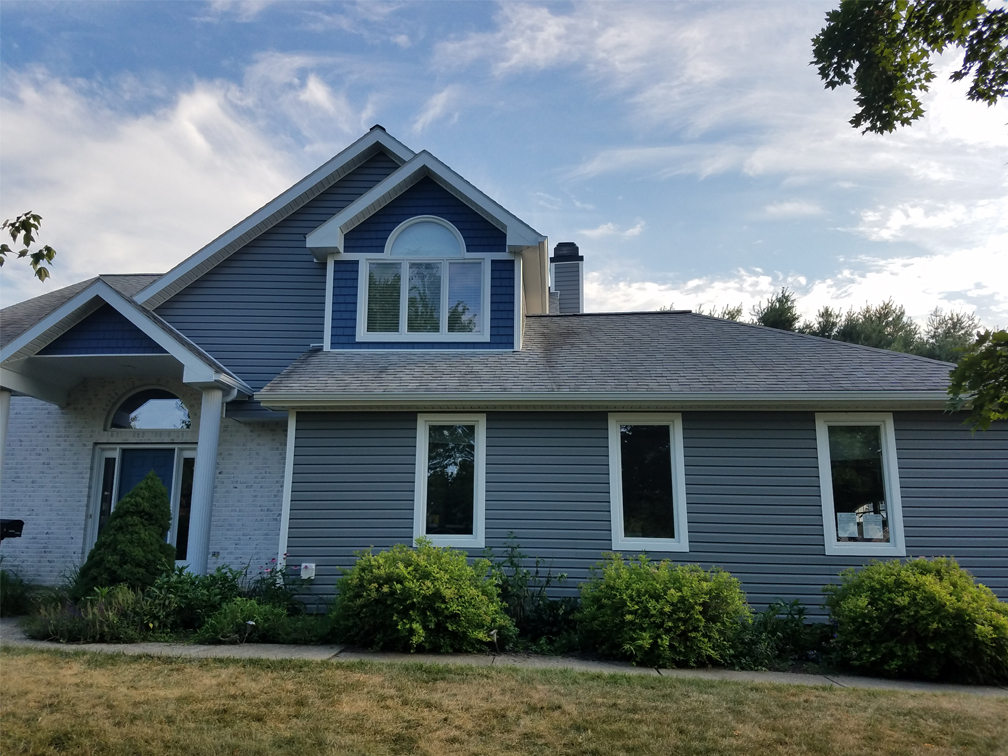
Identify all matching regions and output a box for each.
[608,413,689,552]
[84,444,197,565]
[413,413,486,549]
[815,412,906,557]
[357,258,490,342]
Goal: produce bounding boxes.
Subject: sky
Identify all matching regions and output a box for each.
[1,0,1005,327]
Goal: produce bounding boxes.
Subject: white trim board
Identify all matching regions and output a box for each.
[815,412,906,557]
[277,410,297,565]
[413,413,486,549]
[305,151,546,259]
[136,128,415,308]
[607,412,689,553]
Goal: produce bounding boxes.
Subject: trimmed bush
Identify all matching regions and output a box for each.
[72,471,175,601]
[331,539,514,653]
[824,557,1008,684]
[144,565,245,632]
[579,554,750,668]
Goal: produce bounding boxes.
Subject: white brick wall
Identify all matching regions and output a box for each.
[0,376,286,585]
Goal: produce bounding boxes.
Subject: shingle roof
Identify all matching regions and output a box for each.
[257,311,954,406]
[0,274,161,349]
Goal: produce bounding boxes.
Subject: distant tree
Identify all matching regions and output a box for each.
[919,307,981,362]
[0,212,57,282]
[812,0,1008,134]
[799,306,845,339]
[834,299,921,353]
[693,303,744,321]
[751,288,802,331]
[948,329,1008,429]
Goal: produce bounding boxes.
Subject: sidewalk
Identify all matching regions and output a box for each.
[3,617,1006,698]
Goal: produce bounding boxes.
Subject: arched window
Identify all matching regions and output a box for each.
[110,389,191,430]
[363,216,485,339]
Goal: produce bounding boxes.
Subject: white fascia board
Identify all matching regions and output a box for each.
[0,366,68,405]
[255,390,951,411]
[136,129,415,306]
[0,279,250,395]
[306,151,547,260]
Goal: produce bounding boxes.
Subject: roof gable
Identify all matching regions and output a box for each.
[39,303,168,356]
[135,126,415,309]
[305,151,545,259]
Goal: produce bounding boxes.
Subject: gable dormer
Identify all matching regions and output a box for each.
[308,149,548,351]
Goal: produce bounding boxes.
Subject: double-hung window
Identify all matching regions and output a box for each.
[359,217,489,341]
[413,414,486,548]
[815,413,905,556]
[608,413,689,551]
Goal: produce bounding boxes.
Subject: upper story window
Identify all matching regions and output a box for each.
[109,389,191,430]
[815,413,905,557]
[358,216,489,342]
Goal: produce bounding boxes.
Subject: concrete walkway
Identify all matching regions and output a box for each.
[3,617,1005,698]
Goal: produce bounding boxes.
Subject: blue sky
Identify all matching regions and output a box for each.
[1,1,1005,325]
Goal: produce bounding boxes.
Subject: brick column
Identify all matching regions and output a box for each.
[0,388,10,476]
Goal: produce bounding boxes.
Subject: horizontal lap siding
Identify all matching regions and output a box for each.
[156,153,399,391]
[895,411,1008,596]
[285,410,1007,613]
[40,304,166,355]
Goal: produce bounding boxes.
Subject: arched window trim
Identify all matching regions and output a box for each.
[106,386,192,431]
[384,216,467,258]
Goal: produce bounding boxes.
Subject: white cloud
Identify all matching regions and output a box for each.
[623,221,645,237]
[579,222,617,238]
[765,201,822,218]
[413,86,461,133]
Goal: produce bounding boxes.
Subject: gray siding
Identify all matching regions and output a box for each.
[285,410,1007,614]
[156,152,400,393]
[552,262,582,314]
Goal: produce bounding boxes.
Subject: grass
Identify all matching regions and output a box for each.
[1,647,1006,756]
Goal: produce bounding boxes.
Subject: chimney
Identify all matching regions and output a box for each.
[549,242,584,314]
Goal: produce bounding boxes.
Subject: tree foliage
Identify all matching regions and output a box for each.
[72,471,175,601]
[812,0,1008,134]
[0,212,57,282]
[751,288,802,331]
[948,329,1008,429]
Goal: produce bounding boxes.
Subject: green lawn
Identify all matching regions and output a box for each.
[1,647,1005,756]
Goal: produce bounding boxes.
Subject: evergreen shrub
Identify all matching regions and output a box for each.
[578,554,750,668]
[71,471,175,601]
[331,539,514,652]
[824,557,1008,684]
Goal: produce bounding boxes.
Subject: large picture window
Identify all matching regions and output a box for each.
[358,216,489,341]
[815,413,905,556]
[607,413,689,551]
[413,414,486,549]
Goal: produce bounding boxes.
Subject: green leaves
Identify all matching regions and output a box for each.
[0,211,57,282]
[812,0,1006,134]
[948,328,1008,430]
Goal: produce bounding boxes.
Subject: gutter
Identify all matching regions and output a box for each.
[255,390,952,412]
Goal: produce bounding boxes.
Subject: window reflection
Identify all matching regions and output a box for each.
[620,424,676,539]
[828,425,889,543]
[426,424,476,536]
[111,389,190,430]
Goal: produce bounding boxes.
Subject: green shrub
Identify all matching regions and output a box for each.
[487,535,579,651]
[194,598,288,644]
[145,565,245,631]
[726,599,831,671]
[72,471,175,601]
[824,558,1008,684]
[578,554,750,668]
[331,539,514,653]
[0,566,38,616]
[244,556,313,614]
[25,585,148,643]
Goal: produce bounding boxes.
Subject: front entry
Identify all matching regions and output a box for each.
[85,445,196,566]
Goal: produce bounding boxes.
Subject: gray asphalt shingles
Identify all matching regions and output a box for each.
[260,311,955,397]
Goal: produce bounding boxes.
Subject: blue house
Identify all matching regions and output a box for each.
[1,126,1005,614]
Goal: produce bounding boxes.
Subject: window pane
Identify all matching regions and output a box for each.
[447,262,482,334]
[367,262,402,333]
[426,424,476,536]
[97,456,117,538]
[111,389,190,429]
[828,425,889,543]
[391,221,463,257]
[175,457,195,560]
[620,424,675,539]
[408,262,442,333]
